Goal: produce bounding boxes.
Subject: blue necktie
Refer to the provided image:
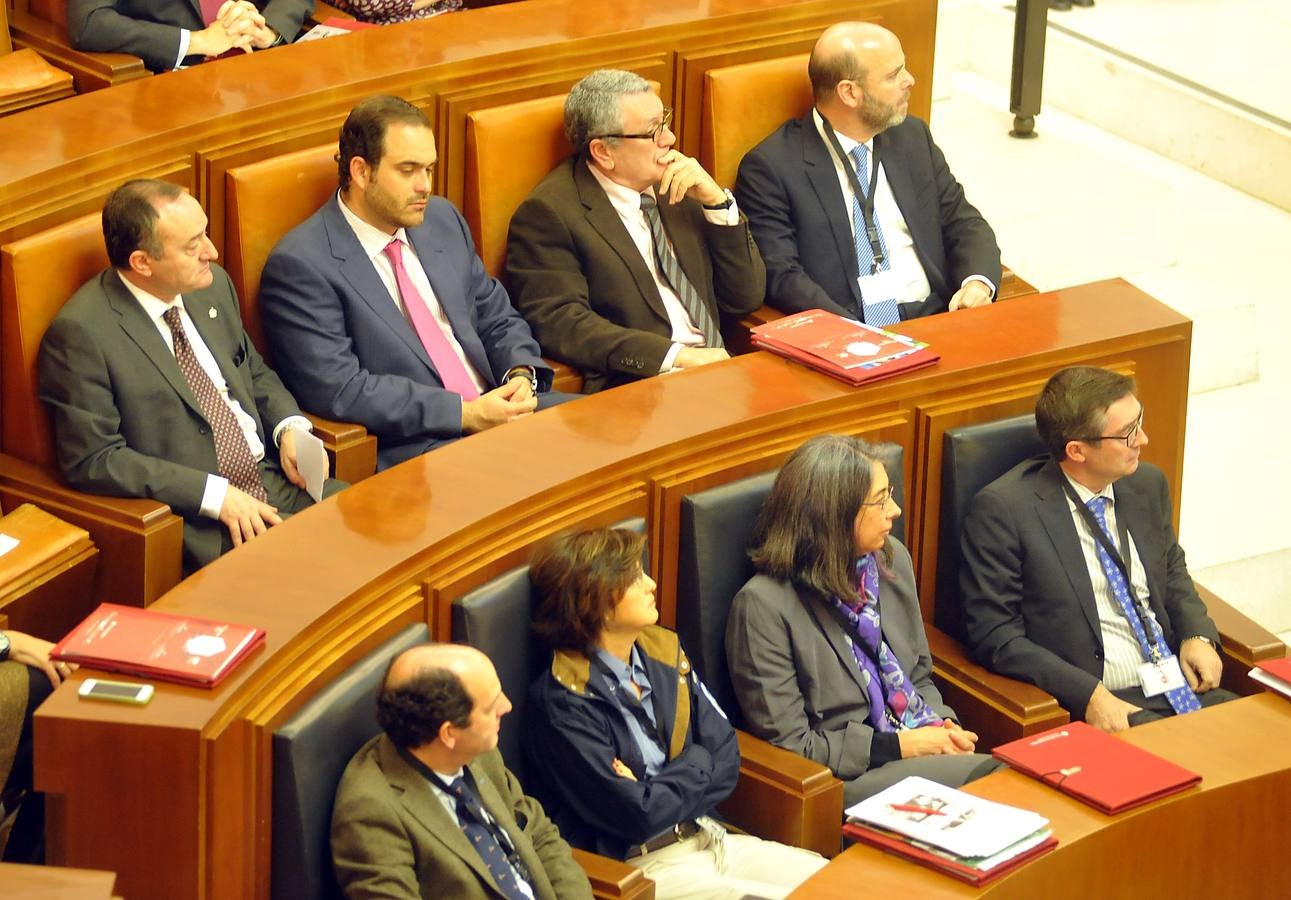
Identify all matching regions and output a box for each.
[447,776,532,900]
[1086,497,1201,714]
[849,145,899,328]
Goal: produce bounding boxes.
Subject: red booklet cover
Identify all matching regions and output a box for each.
[992,721,1201,814]
[842,822,1057,886]
[751,309,939,386]
[1250,658,1291,700]
[52,603,266,688]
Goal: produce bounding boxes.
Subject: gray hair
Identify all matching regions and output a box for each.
[564,69,651,156]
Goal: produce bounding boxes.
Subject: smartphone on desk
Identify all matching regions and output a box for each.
[78,678,154,706]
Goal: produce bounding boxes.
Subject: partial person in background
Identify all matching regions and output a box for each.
[331,0,461,25]
[69,0,310,73]
[0,630,75,864]
[726,435,1001,805]
[508,69,765,394]
[525,527,826,900]
[736,22,999,325]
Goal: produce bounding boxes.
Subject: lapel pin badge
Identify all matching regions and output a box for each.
[208,307,218,319]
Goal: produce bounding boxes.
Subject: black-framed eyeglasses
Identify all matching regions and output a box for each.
[599,107,674,143]
[859,483,897,508]
[1077,411,1145,448]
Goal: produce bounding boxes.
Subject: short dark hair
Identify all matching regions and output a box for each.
[336,95,431,192]
[1035,366,1137,461]
[807,42,867,105]
[376,661,473,750]
[750,434,890,601]
[102,179,184,269]
[530,527,647,652]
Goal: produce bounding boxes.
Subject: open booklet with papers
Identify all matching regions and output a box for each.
[842,776,1056,885]
[1249,658,1291,701]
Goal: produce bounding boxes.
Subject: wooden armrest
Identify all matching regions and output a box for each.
[722,304,783,357]
[9,10,148,93]
[302,413,377,484]
[0,452,182,605]
[1196,581,1288,695]
[546,358,584,395]
[719,729,844,858]
[997,264,1038,302]
[926,625,1068,750]
[571,848,654,900]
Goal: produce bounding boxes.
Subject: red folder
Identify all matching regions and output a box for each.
[842,822,1057,886]
[992,721,1201,814]
[750,309,939,386]
[1250,658,1291,700]
[52,603,265,688]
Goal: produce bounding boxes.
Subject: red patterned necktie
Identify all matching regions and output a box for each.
[162,307,268,502]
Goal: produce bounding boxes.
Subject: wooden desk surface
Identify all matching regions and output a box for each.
[793,693,1291,898]
[0,862,117,899]
[31,280,1197,900]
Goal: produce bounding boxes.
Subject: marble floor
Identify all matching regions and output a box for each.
[930,0,1291,643]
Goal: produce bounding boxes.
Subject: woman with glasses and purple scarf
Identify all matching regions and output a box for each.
[726,434,1002,805]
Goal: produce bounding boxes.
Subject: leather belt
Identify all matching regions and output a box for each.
[623,820,701,859]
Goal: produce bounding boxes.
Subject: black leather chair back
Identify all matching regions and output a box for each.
[452,517,646,783]
[271,623,430,900]
[937,414,1047,642]
[676,443,905,723]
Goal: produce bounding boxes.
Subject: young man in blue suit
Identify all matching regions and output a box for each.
[735,22,1000,325]
[260,95,570,471]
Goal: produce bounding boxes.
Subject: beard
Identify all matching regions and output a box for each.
[858,91,908,132]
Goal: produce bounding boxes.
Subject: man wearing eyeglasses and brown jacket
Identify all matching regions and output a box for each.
[960,366,1237,734]
[506,69,765,395]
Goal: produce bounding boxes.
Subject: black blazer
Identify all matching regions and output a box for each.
[734,112,1000,320]
[959,457,1219,717]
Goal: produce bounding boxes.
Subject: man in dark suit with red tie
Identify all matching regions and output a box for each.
[736,22,1000,326]
[960,366,1238,732]
[259,95,570,471]
[39,179,339,573]
[68,0,309,73]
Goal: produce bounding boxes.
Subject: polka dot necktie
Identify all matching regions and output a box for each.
[849,144,900,328]
[1087,496,1200,714]
[162,307,268,502]
[447,776,531,900]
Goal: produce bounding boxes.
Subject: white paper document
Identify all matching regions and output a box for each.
[0,533,18,558]
[846,775,1049,859]
[293,429,329,502]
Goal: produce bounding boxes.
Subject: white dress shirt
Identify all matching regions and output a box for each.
[118,273,310,518]
[1062,475,1163,690]
[586,163,737,372]
[337,193,489,394]
[812,110,994,308]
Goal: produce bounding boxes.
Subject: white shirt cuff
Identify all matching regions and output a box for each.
[273,415,314,447]
[702,191,739,226]
[200,474,229,519]
[176,29,191,68]
[660,343,683,373]
[961,274,996,300]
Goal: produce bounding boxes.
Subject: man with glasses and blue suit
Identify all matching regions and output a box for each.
[506,69,765,394]
[960,366,1237,733]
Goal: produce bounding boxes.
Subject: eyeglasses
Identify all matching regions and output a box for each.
[599,107,674,144]
[859,484,897,508]
[1078,411,1145,448]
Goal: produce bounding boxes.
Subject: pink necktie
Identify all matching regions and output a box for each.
[382,239,480,401]
[199,0,223,25]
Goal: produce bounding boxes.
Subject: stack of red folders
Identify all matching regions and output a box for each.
[52,603,266,688]
[750,309,939,386]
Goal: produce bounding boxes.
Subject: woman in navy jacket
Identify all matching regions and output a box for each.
[524,527,825,899]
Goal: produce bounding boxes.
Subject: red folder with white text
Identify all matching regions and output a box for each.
[992,721,1200,814]
[842,823,1057,886]
[750,310,939,386]
[52,603,265,688]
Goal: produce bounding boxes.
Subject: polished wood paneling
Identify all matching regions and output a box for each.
[33,281,1224,900]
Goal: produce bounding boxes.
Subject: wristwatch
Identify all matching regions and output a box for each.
[702,190,734,211]
[1184,635,1215,647]
[505,365,538,393]
[0,631,10,663]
